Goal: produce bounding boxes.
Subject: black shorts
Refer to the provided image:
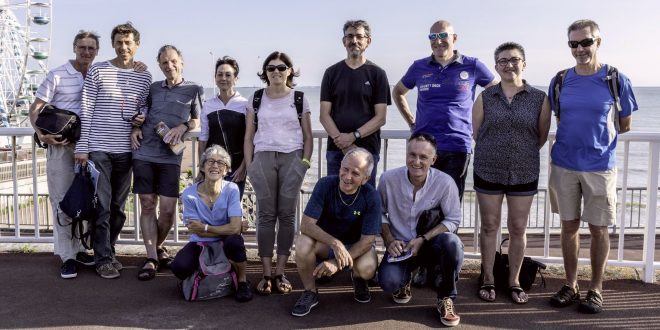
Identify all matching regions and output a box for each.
[473,172,538,196]
[132,159,181,197]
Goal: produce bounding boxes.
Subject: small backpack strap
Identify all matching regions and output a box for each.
[293,91,304,125]
[552,69,568,120]
[606,65,622,113]
[252,88,264,128]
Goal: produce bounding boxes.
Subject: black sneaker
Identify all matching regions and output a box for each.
[235,281,253,302]
[550,284,580,307]
[292,290,319,317]
[75,252,95,266]
[578,289,603,314]
[60,259,77,279]
[351,273,371,303]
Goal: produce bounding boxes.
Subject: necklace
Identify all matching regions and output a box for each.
[199,182,222,208]
[337,184,361,207]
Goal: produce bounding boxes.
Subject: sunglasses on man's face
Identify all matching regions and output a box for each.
[428,32,451,40]
[266,64,288,72]
[568,38,598,49]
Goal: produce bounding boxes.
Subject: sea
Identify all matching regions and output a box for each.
[209,86,659,191]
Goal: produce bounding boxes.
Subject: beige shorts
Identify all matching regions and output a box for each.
[549,164,617,226]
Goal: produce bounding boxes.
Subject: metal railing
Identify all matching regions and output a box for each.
[0,127,659,283]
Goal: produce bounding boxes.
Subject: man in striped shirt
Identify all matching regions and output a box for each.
[29,31,100,279]
[75,22,152,279]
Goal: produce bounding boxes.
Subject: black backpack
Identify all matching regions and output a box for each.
[34,104,81,148]
[252,89,304,128]
[59,165,98,250]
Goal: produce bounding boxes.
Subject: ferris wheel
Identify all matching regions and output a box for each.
[0,0,51,127]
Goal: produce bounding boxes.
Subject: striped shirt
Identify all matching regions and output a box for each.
[35,61,85,114]
[75,61,152,154]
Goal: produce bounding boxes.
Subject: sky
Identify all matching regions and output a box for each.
[27,0,660,87]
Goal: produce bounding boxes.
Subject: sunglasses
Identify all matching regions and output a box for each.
[266,64,288,72]
[496,57,523,67]
[428,32,452,40]
[568,38,597,48]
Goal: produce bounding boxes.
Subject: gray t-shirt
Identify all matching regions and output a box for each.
[133,80,203,164]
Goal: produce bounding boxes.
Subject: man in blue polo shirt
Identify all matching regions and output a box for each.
[393,20,496,200]
[547,19,637,315]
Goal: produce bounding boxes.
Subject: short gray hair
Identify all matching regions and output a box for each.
[343,147,374,176]
[199,145,231,180]
[343,20,371,37]
[156,44,182,62]
[567,19,600,37]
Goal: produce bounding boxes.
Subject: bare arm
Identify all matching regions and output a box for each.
[346,234,376,259]
[187,217,242,237]
[484,79,499,88]
[393,81,415,129]
[319,101,340,138]
[29,98,68,145]
[301,214,353,269]
[471,94,484,141]
[301,112,313,161]
[243,109,256,167]
[538,96,552,148]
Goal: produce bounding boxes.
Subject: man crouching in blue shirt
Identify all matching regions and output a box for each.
[378,133,463,327]
[291,148,381,317]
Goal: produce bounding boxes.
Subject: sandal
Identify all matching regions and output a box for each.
[478,284,496,302]
[273,274,292,294]
[157,247,173,269]
[509,286,529,304]
[137,258,159,281]
[256,276,272,295]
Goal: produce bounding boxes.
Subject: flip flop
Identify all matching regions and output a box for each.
[273,274,292,294]
[137,258,159,281]
[478,284,496,302]
[157,247,173,268]
[256,276,272,295]
[510,286,529,304]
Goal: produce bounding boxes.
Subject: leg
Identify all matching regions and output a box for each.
[156,196,177,247]
[247,152,278,275]
[433,151,470,201]
[222,234,248,282]
[89,152,114,265]
[476,192,503,301]
[505,195,534,303]
[352,247,378,280]
[295,234,331,291]
[108,152,133,251]
[561,219,581,287]
[588,224,610,292]
[138,194,159,260]
[170,242,201,280]
[427,232,464,300]
[154,162,182,264]
[47,144,81,262]
[325,150,343,177]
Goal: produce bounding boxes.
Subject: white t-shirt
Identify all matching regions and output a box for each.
[35,61,85,115]
[248,90,310,153]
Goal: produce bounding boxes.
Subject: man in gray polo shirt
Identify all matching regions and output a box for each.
[28,31,100,279]
[131,45,202,281]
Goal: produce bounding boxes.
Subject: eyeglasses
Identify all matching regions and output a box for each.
[205,159,227,167]
[428,32,452,40]
[76,45,97,52]
[266,64,288,72]
[496,57,524,67]
[344,34,368,41]
[119,97,140,122]
[568,38,598,48]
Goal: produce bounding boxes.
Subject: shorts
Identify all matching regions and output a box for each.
[549,164,617,226]
[132,159,181,198]
[473,172,538,196]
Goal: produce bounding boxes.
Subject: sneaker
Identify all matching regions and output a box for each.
[60,259,78,279]
[75,252,95,266]
[291,290,319,317]
[111,257,123,271]
[550,284,580,307]
[96,263,120,279]
[235,281,253,303]
[351,273,371,303]
[578,289,603,314]
[437,297,460,327]
[392,279,412,304]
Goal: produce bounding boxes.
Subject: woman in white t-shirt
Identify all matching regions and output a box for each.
[245,51,313,295]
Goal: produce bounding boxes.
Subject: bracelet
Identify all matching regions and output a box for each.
[301,158,311,168]
[204,224,208,233]
[417,234,428,242]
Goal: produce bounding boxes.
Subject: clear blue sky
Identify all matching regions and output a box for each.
[46,0,658,87]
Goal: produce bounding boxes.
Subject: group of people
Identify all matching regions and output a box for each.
[29,17,637,327]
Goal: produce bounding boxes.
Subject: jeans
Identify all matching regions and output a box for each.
[433,151,471,201]
[378,232,464,299]
[89,151,133,265]
[326,150,380,188]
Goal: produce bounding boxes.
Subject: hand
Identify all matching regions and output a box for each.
[163,125,186,145]
[74,153,89,167]
[131,127,142,150]
[133,61,148,72]
[231,162,247,183]
[331,241,353,270]
[404,237,424,257]
[333,133,356,150]
[241,219,249,233]
[186,219,205,235]
[37,132,68,145]
[341,144,357,155]
[409,122,416,133]
[313,260,339,279]
[387,240,407,257]
[132,113,145,127]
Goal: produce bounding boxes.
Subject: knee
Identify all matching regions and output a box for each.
[224,235,247,262]
[377,265,403,293]
[294,235,315,258]
[480,219,500,235]
[588,225,609,239]
[508,223,527,238]
[561,219,580,234]
[432,233,464,258]
[139,196,157,214]
[354,255,377,280]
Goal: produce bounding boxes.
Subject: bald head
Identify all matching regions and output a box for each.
[430,20,454,34]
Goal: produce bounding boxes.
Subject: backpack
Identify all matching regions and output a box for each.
[33,104,81,148]
[252,89,304,128]
[58,165,98,250]
[181,241,237,301]
[552,65,622,131]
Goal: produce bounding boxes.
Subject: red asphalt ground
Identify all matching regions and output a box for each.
[1,252,659,329]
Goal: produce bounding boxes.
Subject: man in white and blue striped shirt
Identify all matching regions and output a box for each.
[74,22,152,279]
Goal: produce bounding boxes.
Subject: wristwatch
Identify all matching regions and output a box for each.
[353,130,361,140]
[417,234,428,242]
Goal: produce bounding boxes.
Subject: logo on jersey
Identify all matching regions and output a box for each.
[459,71,469,80]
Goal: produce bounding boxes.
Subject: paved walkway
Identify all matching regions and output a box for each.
[1,252,659,329]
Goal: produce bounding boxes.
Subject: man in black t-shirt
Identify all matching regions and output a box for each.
[320,19,391,187]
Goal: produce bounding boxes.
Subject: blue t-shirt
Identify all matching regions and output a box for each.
[548,65,638,171]
[401,52,494,153]
[303,175,381,245]
[182,181,242,242]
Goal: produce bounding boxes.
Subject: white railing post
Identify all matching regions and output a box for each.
[617,141,630,261]
[32,139,39,238]
[12,136,19,238]
[642,141,659,283]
